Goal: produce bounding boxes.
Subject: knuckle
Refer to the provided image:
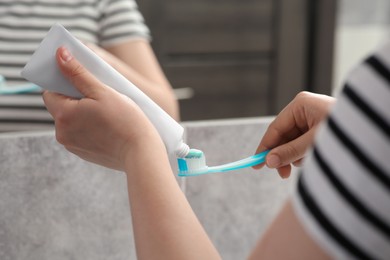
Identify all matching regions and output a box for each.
[269,123,285,141]
[283,143,301,161]
[296,91,312,101]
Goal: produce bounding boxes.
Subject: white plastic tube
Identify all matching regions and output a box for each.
[21,24,189,157]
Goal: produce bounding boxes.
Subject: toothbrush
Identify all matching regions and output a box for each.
[177,149,270,177]
[0,75,41,94]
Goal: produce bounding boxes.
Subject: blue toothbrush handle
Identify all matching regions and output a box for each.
[208,150,270,173]
[178,150,270,177]
[0,79,42,94]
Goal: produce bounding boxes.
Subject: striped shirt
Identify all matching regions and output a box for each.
[0,0,150,132]
[293,41,390,259]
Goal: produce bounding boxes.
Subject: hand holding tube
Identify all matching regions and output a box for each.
[43,47,165,171]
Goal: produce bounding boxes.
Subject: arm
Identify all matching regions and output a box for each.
[43,48,335,260]
[252,45,390,259]
[124,140,220,260]
[43,47,220,259]
[254,92,335,178]
[247,92,336,259]
[248,200,330,260]
[88,41,180,120]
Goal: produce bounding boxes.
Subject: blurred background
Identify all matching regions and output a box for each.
[333,0,390,94]
[138,0,390,121]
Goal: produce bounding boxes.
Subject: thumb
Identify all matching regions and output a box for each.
[265,129,316,168]
[252,143,268,170]
[56,46,106,99]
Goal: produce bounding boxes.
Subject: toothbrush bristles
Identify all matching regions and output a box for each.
[185,155,207,173]
[177,149,207,175]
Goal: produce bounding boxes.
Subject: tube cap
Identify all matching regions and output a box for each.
[175,142,190,158]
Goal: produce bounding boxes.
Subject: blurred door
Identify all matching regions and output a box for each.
[138,0,336,120]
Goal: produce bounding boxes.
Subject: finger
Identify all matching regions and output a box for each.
[42,90,71,118]
[255,101,302,155]
[266,129,315,168]
[253,127,301,170]
[56,46,107,99]
[292,158,304,167]
[253,110,301,170]
[253,161,265,170]
[253,107,297,170]
[277,165,292,179]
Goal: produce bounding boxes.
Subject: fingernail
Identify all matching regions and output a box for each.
[61,48,72,62]
[267,154,281,168]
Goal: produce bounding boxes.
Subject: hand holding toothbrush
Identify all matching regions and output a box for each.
[254,92,336,178]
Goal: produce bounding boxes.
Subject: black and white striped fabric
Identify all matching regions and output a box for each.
[293,41,390,259]
[0,0,150,132]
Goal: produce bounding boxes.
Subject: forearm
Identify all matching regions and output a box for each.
[47,47,213,258]
[105,41,180,120]
[124,143,220,260]
[119,67,179,120]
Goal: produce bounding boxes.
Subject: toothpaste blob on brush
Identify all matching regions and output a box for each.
[177,149,270,177]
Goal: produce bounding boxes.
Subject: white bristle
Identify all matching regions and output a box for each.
[185,154,207,173]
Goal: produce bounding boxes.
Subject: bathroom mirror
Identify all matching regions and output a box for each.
[0,0,337,134]
[138,0,336,121]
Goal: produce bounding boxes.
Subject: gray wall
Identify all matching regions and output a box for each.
[338,0,390,25]
[0,118,297,260]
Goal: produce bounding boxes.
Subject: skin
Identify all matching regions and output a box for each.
[43,47,333,259]
[249,201,330,260]
[254,92,336,178]
[97,40,179,120]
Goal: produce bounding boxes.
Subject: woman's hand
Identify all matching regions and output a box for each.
[43,47,164,171]
[254,91,336,178]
